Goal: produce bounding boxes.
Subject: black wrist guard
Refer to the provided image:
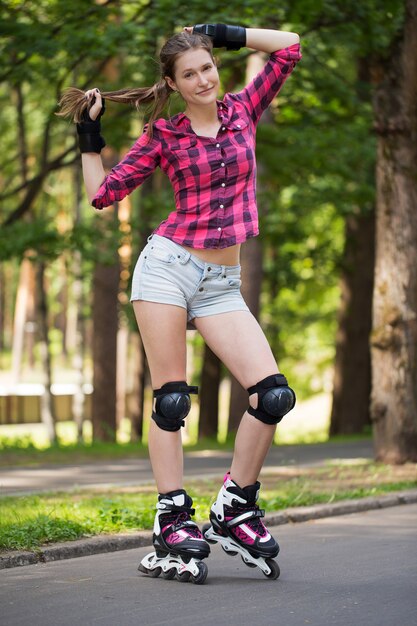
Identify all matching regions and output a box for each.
[193,23,246,50]
[76,98,106,154]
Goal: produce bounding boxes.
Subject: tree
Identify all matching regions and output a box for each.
[198,345,221,439]
[330,210,374,435]
[330,59,376,436]
[370,0,417,462]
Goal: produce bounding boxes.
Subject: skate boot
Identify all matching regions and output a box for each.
[138,489,210,584]
[203,475,280,579]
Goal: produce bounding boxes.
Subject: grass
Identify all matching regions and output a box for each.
[1,461,416,552]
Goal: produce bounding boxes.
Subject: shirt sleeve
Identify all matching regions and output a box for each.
[92,128,161,209]
[232,43,301,125]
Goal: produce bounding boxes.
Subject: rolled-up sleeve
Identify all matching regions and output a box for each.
[92,129,161,209]
[232,43,301,125]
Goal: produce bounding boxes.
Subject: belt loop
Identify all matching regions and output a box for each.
[179,250,191,264]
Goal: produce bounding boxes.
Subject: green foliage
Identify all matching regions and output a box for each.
[0,216,120,264]
[0,0,409,406]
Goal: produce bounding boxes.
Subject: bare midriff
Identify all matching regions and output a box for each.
[182,243,241,267]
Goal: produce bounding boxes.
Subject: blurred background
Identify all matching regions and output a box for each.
[0,0,415,463]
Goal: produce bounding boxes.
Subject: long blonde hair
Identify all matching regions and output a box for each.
[57,32,214,136]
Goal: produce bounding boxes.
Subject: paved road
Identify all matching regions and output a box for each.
[1,503,415,626]
[0,440,373,495]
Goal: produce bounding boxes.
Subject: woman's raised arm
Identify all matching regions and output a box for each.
[245,28,299,54]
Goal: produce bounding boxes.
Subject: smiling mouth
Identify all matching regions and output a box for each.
[197,87,214,95]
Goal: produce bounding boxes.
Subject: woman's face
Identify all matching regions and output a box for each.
[166,47,220,108]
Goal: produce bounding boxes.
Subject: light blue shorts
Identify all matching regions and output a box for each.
[130,235,249,324]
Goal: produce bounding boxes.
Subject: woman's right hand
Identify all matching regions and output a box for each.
[83,88,104,121]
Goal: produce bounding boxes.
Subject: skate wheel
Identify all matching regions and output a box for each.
[264,559,280,580]
[241,556,257,568]
[191,561,208,585]
[161,568,176,580]
[148,566,162,578]
[175,571,191,582]
[221,546,238,557]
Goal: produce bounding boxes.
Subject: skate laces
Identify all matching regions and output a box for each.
[244,506,267,536]
[162,510,203,538]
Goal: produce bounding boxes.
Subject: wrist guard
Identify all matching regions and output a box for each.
[193,23,246,50]
[76,99,106,154]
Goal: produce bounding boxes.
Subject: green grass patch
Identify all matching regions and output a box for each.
[0,436,150,467]
[1,461,415,552]
[0,435,239,467]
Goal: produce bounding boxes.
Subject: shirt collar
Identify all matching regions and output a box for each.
[170,100,231,129]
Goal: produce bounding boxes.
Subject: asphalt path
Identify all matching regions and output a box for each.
[0,440,373,495]
[1,503,416,626]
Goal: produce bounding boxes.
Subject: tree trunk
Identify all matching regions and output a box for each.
[370,0,417,462]
[11,258,32,384]
[37,260,58,443]
[199,344,221,439]
[92,211,119,442]
[116,323,128,428]
[330,210,375,435]
[127,332,146,442]
[70,163,86,442]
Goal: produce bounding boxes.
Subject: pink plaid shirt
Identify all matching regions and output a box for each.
[92,43,301,249]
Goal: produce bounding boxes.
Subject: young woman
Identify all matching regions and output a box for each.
[60,23,300,583]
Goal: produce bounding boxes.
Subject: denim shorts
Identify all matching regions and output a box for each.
[130,235,249,323]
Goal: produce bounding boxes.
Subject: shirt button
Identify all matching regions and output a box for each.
[217,227,222,232]
[221,126,226,131]
[221,162,225,167]
[237,124,241,128]
[221,183,225,187]
[216,143,220,148]
[220,204,224,209]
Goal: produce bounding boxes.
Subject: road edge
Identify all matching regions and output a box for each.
[1,489,416,570]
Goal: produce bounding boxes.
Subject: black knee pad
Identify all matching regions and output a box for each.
[247,374,296,425]
[152,381,198,432]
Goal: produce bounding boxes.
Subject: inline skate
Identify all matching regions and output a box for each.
[138,489,210,584]
[203,475,280,579]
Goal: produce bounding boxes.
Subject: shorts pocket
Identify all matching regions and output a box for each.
[146,245,177,266]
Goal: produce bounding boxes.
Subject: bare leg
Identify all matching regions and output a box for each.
[133,301,187,493]
[194,311,280,487]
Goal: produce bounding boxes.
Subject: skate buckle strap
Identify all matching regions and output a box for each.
[157,502,196,516]
[170,518,199,533]
[226,508,265,528]
[153,382,198,397]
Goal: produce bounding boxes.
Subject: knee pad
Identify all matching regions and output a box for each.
[152,381,198,432]
[247,374,296,425]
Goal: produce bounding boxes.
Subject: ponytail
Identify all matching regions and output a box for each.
[57,32,214,138]
[57,80,173,137]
